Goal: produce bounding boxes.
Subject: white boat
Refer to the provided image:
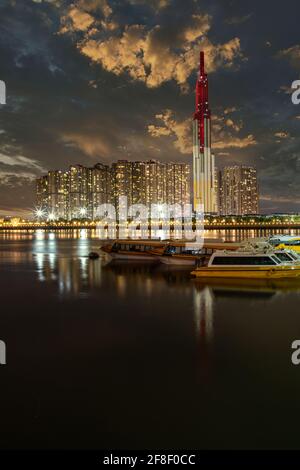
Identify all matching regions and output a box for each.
[191,244,300,279]
[268,235,296,246]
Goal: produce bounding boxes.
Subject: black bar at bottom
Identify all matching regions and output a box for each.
[0,450,299,468]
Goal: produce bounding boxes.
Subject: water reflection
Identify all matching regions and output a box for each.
[2,229,300,308]
[193,286,214,343]
[30,233,300,301]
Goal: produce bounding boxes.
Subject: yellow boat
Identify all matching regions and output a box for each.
[276,238,300,254]
[191,250,300,279]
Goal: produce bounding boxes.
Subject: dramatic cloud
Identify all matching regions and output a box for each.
[60,6,95,33]
[225,13,253,25]
[213,134,257,149]
[225,118,243,132]
[80,33,241,89]
[79,24,148,82]
[0,153,46,172]
[61,133,111,158]
[278,45,300,69]
[128,0,170,10]
[77,5,242,90]
[148,108,256,153]
[148,110,192,154]
[274,131,290,139]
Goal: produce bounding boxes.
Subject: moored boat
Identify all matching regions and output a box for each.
[158,241,241,266]
[191,249,300,279]
[100,239,166,262]
[274,249,300,264]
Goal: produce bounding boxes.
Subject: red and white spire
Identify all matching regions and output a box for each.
[194,51,211,153]
[192,51,216,214]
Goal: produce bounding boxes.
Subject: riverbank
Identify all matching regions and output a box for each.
[1,222,300,231]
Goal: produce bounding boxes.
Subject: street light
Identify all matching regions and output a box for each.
[34,208,46,220]
[79,207,87,217]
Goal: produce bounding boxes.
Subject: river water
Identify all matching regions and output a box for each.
[0,229,300,449]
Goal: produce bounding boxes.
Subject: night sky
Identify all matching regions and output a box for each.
[0,0,300,216]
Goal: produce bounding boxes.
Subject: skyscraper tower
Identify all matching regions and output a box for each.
[193,51,217,213]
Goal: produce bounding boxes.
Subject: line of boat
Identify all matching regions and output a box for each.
[100,239,241,266]
[98,236,300,280]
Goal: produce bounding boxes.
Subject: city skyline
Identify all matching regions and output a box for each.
[36,159,191,220]
[1,0,300,217]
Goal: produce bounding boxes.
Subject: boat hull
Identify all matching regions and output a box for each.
[106,252,159,262]
[159,256,197,266]
[191,266,300,279]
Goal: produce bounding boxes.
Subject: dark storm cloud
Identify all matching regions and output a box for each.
[0,0,300,215]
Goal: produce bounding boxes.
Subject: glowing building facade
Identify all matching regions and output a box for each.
[193,51,217,214]
[36,175,48,213]
[218,165,259,215]
[36,160,191,220]
[48,170,69,219]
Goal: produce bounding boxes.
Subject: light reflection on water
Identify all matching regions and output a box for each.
[20,230,300,348]
[1,229,300,342]
[2,230,300,448]
[193,287,214,343]
[0,226,299,242]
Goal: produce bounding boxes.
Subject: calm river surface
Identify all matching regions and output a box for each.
[1,229,300,449]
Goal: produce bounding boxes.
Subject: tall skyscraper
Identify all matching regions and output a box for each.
[193,51,217,214]
[219,165,259,215]
[91,163,111,218]
[36,175,48,212]
[144,160,166,206]
[69,165,92,219]
[112,160,132,207]
[132,162,146,205]
[166,163,191,206]
[48,170,69,219]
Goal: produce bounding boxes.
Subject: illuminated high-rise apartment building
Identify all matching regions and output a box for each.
[193,51,217,214]
[111,160,132,206]
[166,163,191,206]
[69,165,92,219]
[36,160,191,220]
[48,170,69,219]
[36,175,48,212]
[91,163,111,218]
[144,160,166,206]
[132,162,146,205]
[219,165,259,215]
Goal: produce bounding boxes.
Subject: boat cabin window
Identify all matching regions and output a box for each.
[165,245,200,255]
[113,243,158,252]
[181,248,200,255]
[112,243,120,252]
[211,256,278,266]
[204,248,214,255]
[165,245,180,255]
[269,239,281,246]
[275,252,293,262]
[288,251,300,260]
